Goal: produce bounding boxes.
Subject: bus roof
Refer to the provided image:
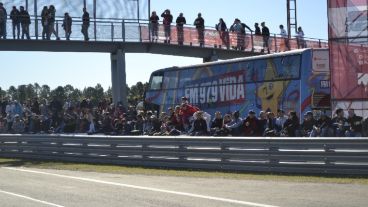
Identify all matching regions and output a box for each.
[151,48,324,74]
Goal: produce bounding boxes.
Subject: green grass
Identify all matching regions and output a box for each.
[0,158,367,185]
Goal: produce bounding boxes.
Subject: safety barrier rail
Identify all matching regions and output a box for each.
[0,134,367,175]
[2,17,328,53]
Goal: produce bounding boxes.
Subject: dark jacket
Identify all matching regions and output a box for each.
[10,9,20,24]
[161,13,173,25]
[262,26,270,37]
[283,117,300,137]
[19,10,31,25]
[348,115,363,133]
[194,17,205,29]
[82,11,90,26]
[193,118,208,133]
[176,16,186,27]
[211,118,223,129]
[149,15,159,24]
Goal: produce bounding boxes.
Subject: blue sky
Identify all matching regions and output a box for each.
[0,0,328,90]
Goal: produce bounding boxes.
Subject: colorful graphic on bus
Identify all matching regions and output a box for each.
[145,49,330,119]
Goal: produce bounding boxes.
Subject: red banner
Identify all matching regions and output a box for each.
[329,0,368,101]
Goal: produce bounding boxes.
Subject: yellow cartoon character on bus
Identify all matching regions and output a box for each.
[257,60,288,113]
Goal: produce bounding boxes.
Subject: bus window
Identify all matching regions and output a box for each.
[150,74,163,90]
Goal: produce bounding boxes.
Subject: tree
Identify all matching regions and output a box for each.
[69,88,82,103]
[50,86,66,102]
[0,87,6,99]
[17,85,27,103]
[128,82,149,105]
[26,84,36,100]
[7,86,18,100]
[40,85,50,100]
[64,84,75,98]
[34,83,41,97]
[93,84,105,103]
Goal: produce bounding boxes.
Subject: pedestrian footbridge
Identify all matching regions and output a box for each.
[0,17,328,108]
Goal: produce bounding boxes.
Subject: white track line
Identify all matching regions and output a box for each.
[3,167,279,207]
[0,189,65,207]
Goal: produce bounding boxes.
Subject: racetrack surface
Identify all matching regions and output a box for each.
[0,167,367,207]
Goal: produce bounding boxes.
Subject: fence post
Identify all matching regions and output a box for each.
[319,39,322,48]
[274,34,277,53]
[139,23,142,42]
[94,20,97,41]
[122,20,125,42]
[34,0,38,40]
[250,31,255,52]
[56,21,59,39]
[111,22,114,42]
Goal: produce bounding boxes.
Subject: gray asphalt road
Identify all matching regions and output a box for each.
[0,167,367,207]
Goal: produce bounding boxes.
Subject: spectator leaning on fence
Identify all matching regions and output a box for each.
[149,11,159,42]
[19,6,31,40]
[296,26,305,49]
[261,22,270,54]
[10,6,20,39]
[62,12,72,40]
[161,9,173,44]
[82,8,90,41]
[176,13,186,45]
[194,13,205,47]
[0,2,7,39]
[41,6,48,40]
[279,24,290,51]
[216,18,229,49]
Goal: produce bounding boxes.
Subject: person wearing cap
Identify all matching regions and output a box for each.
[62,12,72,40]
[243,110,259,136]
[301,111,316,137]
[257,111,268,136]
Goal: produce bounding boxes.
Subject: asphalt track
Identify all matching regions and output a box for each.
[0,167,367,207]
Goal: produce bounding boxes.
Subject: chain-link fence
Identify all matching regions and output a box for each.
[1,0,148,19]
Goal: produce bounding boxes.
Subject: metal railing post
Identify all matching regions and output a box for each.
[56,21,59,39]
[94,20,97,41]
[274,34,277,52]
[139,23,142,42]
[319,39,321,48]
[250,31,254,52]
[111,22,114,42]
[34,0,38,40]
[122,20,125,42]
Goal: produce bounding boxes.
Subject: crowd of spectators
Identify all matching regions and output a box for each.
[0,2,90,41]
[0,96,367,137]
[150,9,307,52]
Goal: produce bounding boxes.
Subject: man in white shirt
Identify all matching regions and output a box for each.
[279,24,289,51]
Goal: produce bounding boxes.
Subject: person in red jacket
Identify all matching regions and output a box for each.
[180,103,199,131]
[243,110,259,136]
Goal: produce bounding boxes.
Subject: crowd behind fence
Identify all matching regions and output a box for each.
[0,96,367,138]
[0,3,328,54]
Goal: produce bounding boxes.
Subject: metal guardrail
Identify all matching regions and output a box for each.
[0,134,367,175]
[3,17,328,53]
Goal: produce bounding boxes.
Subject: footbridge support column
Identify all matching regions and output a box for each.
[110,49,128,109]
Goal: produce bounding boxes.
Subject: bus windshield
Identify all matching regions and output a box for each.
[149,73,163,90]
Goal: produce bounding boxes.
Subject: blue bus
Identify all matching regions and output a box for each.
[145,49,330,119]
